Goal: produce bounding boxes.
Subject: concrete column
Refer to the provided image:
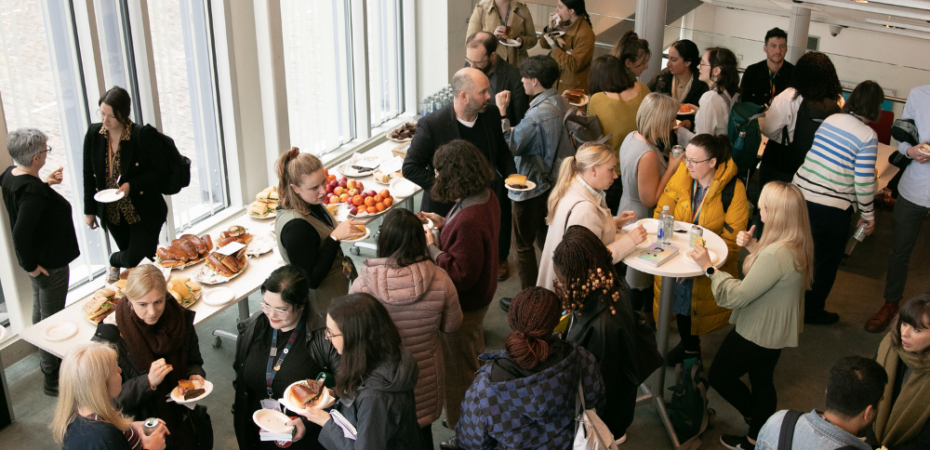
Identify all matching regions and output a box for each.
[636,0,668,83]
[787,6,811,64]
[679,9,695,41]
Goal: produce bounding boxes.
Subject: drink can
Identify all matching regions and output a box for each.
[671,145,684,159]
[853,223,867,242]
[689,225,704,248]
[143,418,159,436]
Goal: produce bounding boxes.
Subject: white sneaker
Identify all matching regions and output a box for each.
[614,434,627,445]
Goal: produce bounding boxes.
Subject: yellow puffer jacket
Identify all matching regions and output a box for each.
[652,158,749,336]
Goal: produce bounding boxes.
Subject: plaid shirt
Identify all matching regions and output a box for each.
[456,343,605,450]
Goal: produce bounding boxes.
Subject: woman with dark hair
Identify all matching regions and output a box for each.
[539,0,595,94]
[678,47,740,145]
[760,51,843,187]
[416,140,500,447]
[653,134,749,365]
[868,294,930,450]
[349,208,463,446]
[792,80,883,326]
[647,39,708,128]
[82,86,170,282]
[300,293,422,450]
[586,55,651,213]
[274,147,364,312]
[610,30,651,82]
[456,287,606,449]
[231,265,340,450]
[554,225,640,444]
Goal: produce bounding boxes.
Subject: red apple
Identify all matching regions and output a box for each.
[339,179,348,188]
[348,188,358,197]
[329,179,338,188]
[367,190,377,197]
[325,193,333,202]
[356,181,364,192]
[347,179,357,190]
[349,206,359,215]
[334,186,344,196]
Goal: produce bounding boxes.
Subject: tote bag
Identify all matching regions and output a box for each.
[573,381,617,450]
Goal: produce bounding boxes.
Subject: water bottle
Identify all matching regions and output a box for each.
[844,223,868,256]
[734,131,747,151]
[419,99,428,117]
[659,206,674,246]
[433,95,443,112]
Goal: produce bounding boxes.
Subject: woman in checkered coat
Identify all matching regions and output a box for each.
[455,287,605,449]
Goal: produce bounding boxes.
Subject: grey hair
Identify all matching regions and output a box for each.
[451,70,475,97]
[7,128,48,166]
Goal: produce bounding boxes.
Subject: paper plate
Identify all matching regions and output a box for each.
[170,380,214,404]
[43,322,77,342]
[505,180,537,192]
[94,189,125,203]
[280,381,337,414]
[252,409,294,434]
[342,226,371,242]
[248,211,276,220]
[683,248,719,266]
[390,177,418,198]
[677,108,696,116]
[499,38,520,47]
[568,94,589,107]
[245,232,276,256]
[203,287,235,306]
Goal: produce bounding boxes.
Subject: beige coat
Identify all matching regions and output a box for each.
[537,180,638,290]
[349,257,463,427]
[467,1,538,68]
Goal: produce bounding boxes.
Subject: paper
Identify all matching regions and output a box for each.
[216,241,246,256]
[353,158,381,169]
[378,156,403,174]
[330,410,358,440]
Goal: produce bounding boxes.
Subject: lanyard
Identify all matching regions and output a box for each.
[266,320,304,398]
[691,180,709,224]
[498,3,511,25]
[768,70,777,98]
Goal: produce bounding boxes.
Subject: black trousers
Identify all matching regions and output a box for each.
[105,218,164,268]
[420,424,434,449]
[806,201,853,314]
[493,179,512,264]
[708,329,782,440]
[603,375,639,438]
[676,313,701,352]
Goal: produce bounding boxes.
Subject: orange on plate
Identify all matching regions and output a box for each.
[379,189,390,198]
[374,194,384,203]
[367,205,379,214]
[383,197,394,207]
[376,202,386,212]
[364,197,376,207]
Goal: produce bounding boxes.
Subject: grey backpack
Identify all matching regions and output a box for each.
[537,103,611,185]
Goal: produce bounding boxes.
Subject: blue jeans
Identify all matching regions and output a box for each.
[884,195,930,303]
[30,265,69,373]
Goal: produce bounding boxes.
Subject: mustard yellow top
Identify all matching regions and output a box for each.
[586,82,651,170]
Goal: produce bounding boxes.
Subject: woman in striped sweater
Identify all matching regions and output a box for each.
[792,80,884,324]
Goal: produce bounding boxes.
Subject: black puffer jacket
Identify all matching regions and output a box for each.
[318,347,422,450]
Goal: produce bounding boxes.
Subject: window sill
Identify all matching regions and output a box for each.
[320,113,419,168]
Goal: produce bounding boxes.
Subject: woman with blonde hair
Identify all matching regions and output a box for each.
[91,264,208,450]
[52,342,168,450]
[536,142,647,291]
[274,147,363,312]
[617,93,684,309]
[690,181,813,449]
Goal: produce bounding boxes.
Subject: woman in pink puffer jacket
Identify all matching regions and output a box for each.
[349,208,463,445]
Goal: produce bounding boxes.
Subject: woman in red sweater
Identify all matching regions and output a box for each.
[418,139,500,449]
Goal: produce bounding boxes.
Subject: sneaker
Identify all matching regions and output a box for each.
[865,302,899,333]
[106,267,120,283]
[804,310,840,325]
[719,434,753,450]
[497,261,510,281]
[439,436,462,450]
[499,297,512,312]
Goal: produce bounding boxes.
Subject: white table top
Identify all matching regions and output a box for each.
[620,219,730,278]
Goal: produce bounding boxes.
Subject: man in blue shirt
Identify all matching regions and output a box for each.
[755,356,887,450]
[866,84,930,333]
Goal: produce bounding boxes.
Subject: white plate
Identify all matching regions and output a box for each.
[194,258,248,285]
[43,322,77,341]
[342,226,371,242]
[390,177,418,198]
[280,381,337,414]
[170,380,214,404]
[677,108,697,116]
[338,156,384,178]
[202,287,235,306]
[94,189,125,203]
[248,211,276,220]
[252,409,294,434]
[919,145,930,155]
[499,38,520,47]
[505,180,537,192]
[387,123,416,143]
[568,94,589,107]
[684,248,719,266]
[245,232,276,256]
[631,218,659,235]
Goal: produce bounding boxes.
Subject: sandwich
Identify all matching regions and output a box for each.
[256,186,278,202]
[249,200,274,217]
[207,252,241,278]
[168,278,201,308]
[83,289,119,323]
[178,379,205,400]
[505,174,527,189]
[113,280,127,297]
[291,379,326,409]
[563,88,584,104]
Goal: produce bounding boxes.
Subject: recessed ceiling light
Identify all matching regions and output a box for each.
[854,0,869,4]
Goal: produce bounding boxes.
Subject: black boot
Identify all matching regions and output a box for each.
[499,297,512,312]
[43,369,60,397]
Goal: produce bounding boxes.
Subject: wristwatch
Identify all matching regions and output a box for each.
[704,266,716,278]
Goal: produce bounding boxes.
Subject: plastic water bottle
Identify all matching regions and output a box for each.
[659,206,674,246]
[433,95,443,112]
[734,131,747,151]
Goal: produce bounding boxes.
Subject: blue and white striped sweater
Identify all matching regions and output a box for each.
[793,113,877,221]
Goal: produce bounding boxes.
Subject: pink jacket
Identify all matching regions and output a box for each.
[349,257,463,426]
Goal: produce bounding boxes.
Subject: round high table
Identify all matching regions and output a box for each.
[620,218,729,449]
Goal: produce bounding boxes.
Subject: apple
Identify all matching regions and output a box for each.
[329,196,341,204]
[325,193,333,203]
[347,179,357,190]
[339,193,349,202]
[349,206,359,215]
[329,179,338,188]
[368,190,378,197]
[348,188,358,197]
[356,181,364,192]
[334,186,344,196]
[326,185,334,194]
[339,179,348,188]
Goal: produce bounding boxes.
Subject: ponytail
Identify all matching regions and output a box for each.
[561,0,592,27]
[275,147,323,216]
[504,287,561,370]
[610,30,651,71]
[546,143,615,224]
[688,134,731,169]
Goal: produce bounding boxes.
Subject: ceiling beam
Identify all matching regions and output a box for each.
[793,0,930,22]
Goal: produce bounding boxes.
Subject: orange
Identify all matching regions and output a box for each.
[374,194,384,203]
[383,197,393,207]
[379,189,390,198]
[364,197,376,207]
[376,202,386,212]
[352,195,363,206]
[368,205,379,214]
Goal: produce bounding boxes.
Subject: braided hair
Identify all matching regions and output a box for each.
[505,287,562,370]
[553,225,622,317]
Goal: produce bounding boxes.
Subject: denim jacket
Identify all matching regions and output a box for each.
[502,88,568,202]
[756,409,871,450]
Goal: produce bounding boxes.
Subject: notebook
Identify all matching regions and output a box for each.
[633,243,680,267]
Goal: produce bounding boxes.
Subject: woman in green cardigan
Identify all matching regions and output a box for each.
[690,181,814,450]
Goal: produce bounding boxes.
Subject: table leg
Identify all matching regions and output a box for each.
[651,276,680,447]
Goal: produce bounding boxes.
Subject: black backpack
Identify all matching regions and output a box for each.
[140,124,191,195]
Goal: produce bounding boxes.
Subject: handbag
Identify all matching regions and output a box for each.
[573,381,617,450]
[188,404,214,450]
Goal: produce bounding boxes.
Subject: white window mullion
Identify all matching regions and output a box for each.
[351,0,372,140]
[254,0,290,186]
[402,0,417,116]
[73,0,107,110]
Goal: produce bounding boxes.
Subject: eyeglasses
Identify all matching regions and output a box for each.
[40,145,52,155]
[324,329,342,341]
[464,57,489,69]
[97,109,117,121]
[259,300,291,317]
[684,157,713,165]
[698,62,711,68]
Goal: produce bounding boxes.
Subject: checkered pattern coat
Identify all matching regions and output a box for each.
[455,343,605,450]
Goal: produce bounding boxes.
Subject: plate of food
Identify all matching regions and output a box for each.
[346,189,396,218]
[167,278,202,309]
[202,287,235,306]
[919,143,930,155]
[387,122,416,143]
[170,378,213,404]
[499,38,520,47]
[342,224,369,242]
[372,168,401,185]
[684,248,718,266]
[249,200,277,219]
[280,379,337,414]
[43,322,78,342]
[196,248,248,285]
[94,189,125,204]
[504,174,536,191]
[156,234,214,269]
[338,156,384,178]
[563,89,589,107]
[678,104,697,115]
[82,288,121,324]
[252,409,293,434]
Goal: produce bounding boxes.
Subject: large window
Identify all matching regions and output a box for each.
[94,0,141,123]
[367,0,404,127]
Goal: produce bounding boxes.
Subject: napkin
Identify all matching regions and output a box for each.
[330,410,357,440]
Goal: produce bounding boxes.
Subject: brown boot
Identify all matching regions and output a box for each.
[865,301,899,333]
[497,260,510,281]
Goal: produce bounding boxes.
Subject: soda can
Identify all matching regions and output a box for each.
[671,145,684,159]
[143,418,159,436]
[689,225,704,248]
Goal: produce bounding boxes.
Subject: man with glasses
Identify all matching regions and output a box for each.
[740,27,794,107]
[465,31,529,128]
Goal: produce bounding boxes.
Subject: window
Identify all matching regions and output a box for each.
[0,0,111,288]
[94,0,141,123]
[280,0,355,156]
[367,0,404,127]
[147,0,228,231]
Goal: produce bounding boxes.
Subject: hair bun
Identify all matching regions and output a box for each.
[286,147,300,161]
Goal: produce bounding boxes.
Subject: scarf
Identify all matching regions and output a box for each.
[873,332,930,447]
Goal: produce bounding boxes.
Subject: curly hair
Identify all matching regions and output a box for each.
[792,52,842,103]
[553,225,622,316]
[505,287,562,370]
[707,47,740,97]
[431,139,494,203]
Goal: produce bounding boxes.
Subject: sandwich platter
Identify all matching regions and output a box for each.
[170,380,214,404]
[280,380,336,414]
[43,322,78,342]
[195,257,248,285]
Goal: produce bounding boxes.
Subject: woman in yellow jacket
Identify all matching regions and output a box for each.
[539,0,595,94]
[653,134,749,364]
[467,0,537,69]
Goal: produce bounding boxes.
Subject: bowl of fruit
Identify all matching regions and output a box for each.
[348,189,395,218]
[324,176,367,206]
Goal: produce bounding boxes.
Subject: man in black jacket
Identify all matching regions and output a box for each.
[740,27,794,107]
[402,67,518,281]
[466,31,529,127]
